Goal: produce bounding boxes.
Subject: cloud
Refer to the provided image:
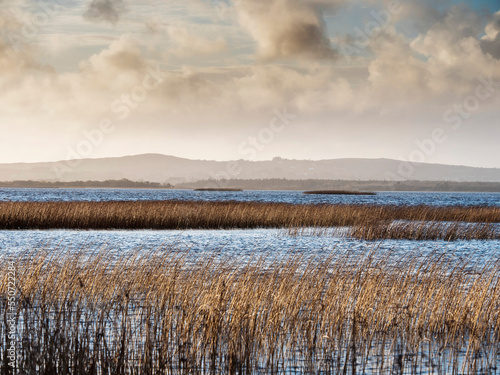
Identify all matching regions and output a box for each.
[2,2,498,123]
[235,0,346,60]
[410,5,483,58]
[84,0,127,25]
[0,9,23,32]
[368,29,428,102]
[82,36,146,72]
[481,11,500,59]
[76,36,150,96]
[167,26,228,57]
[408,5,499,95]
[1,0,500,166]
[0,10,53,89]
[392,1,443,33]
[363,5,500,109]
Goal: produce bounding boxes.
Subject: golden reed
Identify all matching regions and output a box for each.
[1,248,499,374]
[0,201,498,233]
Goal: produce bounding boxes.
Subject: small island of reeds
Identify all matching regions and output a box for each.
[194,188,243,192]
[303,190,376,195]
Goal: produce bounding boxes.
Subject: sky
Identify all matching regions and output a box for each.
[0,0,499,167]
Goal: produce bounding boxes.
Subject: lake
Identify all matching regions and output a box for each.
[1,189,499,265]
[1,188,499,374]
[1,188,499,206]
[1,189,499,256]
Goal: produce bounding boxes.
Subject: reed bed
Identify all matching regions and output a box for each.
[303,190,376,196]
[0,201,499,230]
[194,188,243,192]
[350,221,500,241]
[1,248,499,374]
[285,221,500,241]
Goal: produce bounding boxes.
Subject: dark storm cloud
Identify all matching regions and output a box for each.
[84,0,127,25]
[236,0,347,60]
[481,13,500,59]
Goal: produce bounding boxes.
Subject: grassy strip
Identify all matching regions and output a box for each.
[350,221,499,240]
[284,221,500,241]
[0,200,499,230]
[1,248,499,374]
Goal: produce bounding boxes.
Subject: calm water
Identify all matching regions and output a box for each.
[0,188,499,206]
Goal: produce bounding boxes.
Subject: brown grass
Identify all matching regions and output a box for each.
[0,200,499,231]
[349,221,500,241]
[284,221,500,241]
[1,248,499,374]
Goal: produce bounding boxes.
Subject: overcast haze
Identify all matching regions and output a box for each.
[1,0,499,167]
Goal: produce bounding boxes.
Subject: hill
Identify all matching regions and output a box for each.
[0,154,499,183]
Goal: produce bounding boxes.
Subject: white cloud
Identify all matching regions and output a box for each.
[364,5,500,110]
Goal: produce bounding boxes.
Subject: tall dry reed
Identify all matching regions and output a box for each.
[0,201,499,230]
[284,221,500,240]
[1,247,499,374]
[349,221,500,241]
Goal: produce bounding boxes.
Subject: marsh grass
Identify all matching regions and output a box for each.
[349,221,500,241]
[285,221,500,241]
[0,201,499,231]
[1,248,499,374]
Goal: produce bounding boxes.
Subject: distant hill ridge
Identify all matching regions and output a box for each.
[0,154,499,183]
